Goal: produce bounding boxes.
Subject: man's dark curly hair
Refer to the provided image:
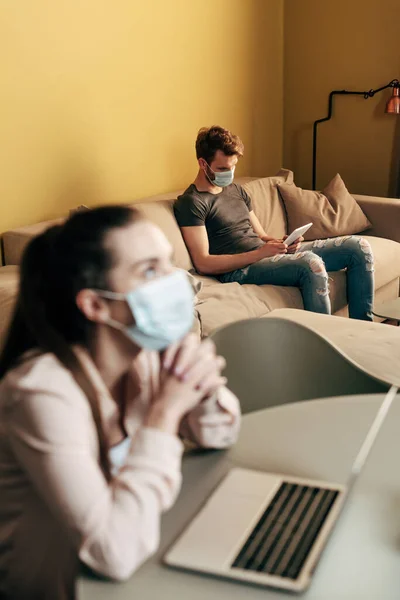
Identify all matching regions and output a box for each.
[195,125,244,164]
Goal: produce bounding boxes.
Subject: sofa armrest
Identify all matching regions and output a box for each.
[0,266,19,351]
[354,194,400,243]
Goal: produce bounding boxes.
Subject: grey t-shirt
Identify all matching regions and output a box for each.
[174,183,263,255]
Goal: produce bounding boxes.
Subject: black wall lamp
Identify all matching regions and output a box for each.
[312,79,400,190]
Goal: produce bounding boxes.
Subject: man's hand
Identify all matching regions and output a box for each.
[256,240,288,258]
[283,235,304,254]
[260,234,278,242]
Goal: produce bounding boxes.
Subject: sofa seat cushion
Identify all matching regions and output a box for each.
[0,266,19,350]
[194,232,400,336]
[251,234,400,316]
[195,275,304,337]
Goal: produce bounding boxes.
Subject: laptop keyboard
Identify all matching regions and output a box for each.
[231,482,339,580]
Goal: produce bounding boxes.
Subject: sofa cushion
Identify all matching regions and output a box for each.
[0,176,280,267]
[196,275,304,337]
[2,199,189,269]
[195,277,274,336]
[278,174,371,240]
[0,266,19,350]
[239,271,349,318]
[312,235,400,315]
[3,218,63,265]
[0,264,203,344]
[366,235,400,289]
[242,169,293,239]
[133,200,193,271]
[194,234,400,336]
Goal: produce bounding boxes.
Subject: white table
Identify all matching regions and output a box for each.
[79,394,400,600]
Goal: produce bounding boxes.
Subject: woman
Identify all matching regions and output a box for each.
[0,206,240,600]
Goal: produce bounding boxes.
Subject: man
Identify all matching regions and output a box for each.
[174,125,374,320]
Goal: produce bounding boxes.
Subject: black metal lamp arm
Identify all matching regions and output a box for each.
[312,79,400,190]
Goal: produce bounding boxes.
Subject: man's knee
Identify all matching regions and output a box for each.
[294,252,329,294]
[335,235,374,272]
[293,251,327,275]
[357,237,374,271]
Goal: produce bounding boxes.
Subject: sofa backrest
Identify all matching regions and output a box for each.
[1,174,289,266]
[241,169,293,239]
[0,266,19,350]
[1,197,194,270]
[2,218,64,266]
[134,199,193,271]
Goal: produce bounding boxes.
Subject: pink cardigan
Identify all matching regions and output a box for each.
[0,347,240,599]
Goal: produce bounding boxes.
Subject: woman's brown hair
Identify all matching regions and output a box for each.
[0,205,143,481]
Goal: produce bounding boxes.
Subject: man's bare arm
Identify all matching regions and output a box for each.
[249,211,280,242]
[180,226,286,276]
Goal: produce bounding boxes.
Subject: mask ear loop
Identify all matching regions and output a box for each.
[198,158,214,185]
[92,289,132,332]
[92,289,126,300]
[105,317,128,333]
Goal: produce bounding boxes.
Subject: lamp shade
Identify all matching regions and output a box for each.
[385,86,400,114]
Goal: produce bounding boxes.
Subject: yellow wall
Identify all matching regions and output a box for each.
[0,0,283,233]
[284,0,400,196]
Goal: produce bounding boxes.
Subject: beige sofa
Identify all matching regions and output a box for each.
[1,174,400,346]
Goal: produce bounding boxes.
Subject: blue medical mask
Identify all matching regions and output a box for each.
[205,163,235,187]
[97,270,194,351]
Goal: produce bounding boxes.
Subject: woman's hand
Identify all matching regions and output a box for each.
[145,335,226,434]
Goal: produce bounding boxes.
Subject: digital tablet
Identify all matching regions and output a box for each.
[285,222,313,246]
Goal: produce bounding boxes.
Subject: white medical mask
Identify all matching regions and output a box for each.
[205,163,235,187]
[96,270,194,351]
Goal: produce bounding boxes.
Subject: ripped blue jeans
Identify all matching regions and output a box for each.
[218,236,374,321]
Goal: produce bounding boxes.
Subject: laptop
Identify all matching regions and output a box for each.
[164,386,398,593]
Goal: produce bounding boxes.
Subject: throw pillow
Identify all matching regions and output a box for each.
[277,173,371,240]
[242,169,294,239]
